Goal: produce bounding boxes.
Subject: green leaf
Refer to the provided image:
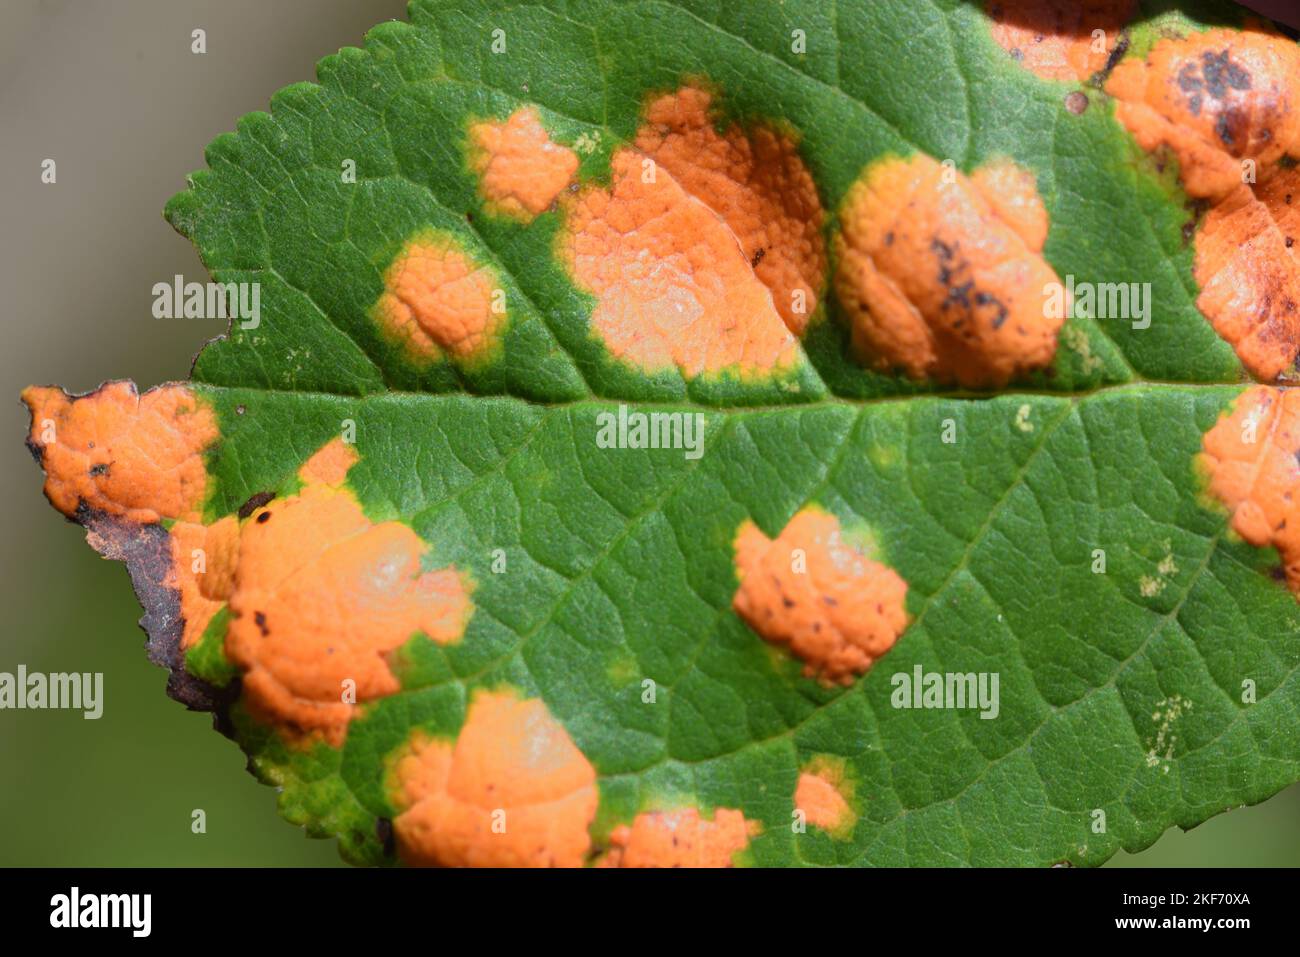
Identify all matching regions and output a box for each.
[22,0,1300,866]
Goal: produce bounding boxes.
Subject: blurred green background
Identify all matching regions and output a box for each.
[0,0,1297,867]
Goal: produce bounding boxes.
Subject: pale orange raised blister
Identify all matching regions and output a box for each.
[468,106,579,221]
[389,688,598,867]
[560,148,801,379]
[557,85,819,380]
[795,756,856,839]
[599,806,757,868]
[372,230,505,365]
[733,506,910,685]
[634,85,826,336]
[223,438,473,745]
[1201,385,1300,594]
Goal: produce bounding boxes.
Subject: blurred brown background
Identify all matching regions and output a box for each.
[0,0,1296,866]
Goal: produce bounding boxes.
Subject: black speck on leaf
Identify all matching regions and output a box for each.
[238,491,276,519]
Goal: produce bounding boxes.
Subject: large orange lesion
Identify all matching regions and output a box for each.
[21,387,471,743]
[1106,27,1300,380]
[986,0,1136,84]
[833,153,1064,389]
[633,85,826,336]
[372,230,504,365]
[557,85,822,381]
[21,381,218,524]
[598,806,758,868]
[389,688,598,867]
[1201,385,1300,595]
[1107,27,1300,204]
[468,106,580,221]
[559,148,801,379]
[222,438,473,745]
[732,506,910,686]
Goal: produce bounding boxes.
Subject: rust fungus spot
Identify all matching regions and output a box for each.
[558,147,800,379]
[986,0,1136,83]
[732,506,910,685]
[372,230,504,366]
[21,382,218,525]
[599,806,758,867]
[467,106,579,221]
[795,757,856,838]
[222,438,473,745]
[1201,386,1300,595]
[389,689,598,867]
[555,84,823,379]
[633,85,827,336]
[1106,27,1300,380]
[833,153,1064,388]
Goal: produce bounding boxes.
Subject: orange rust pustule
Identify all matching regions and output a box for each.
[1195,169,1300,381]
[468,107,579,221]
[21,382,218,524]
[373,232,503,364]
[633,86,826,336]
[390,690,598,867]
[986,0,1135,84]
[225,438,472,745]
[732,506,910,686]
[1106,28,1300,380]
[833,153,1063,389]
[560,147,801,379]
[795,757,855,837]
[600,807,757,867]
[1201,386,1300,593]
[1107,27,1300,203]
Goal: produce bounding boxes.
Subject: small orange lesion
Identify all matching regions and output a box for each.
[833,153,1064,389]
[21,381,218,524]
[633,85,827,336]
[598,806,758,868]
[225,438,473,745]
[467,106,580,221]
[389,688,598,867]
[795,757,856,838]
[1201,385,1300,594]
[732,506,910,686]
[1106,26,1300,380]
[372,230,504,365]
[298,436,360,486]
[986,0,1136,84]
